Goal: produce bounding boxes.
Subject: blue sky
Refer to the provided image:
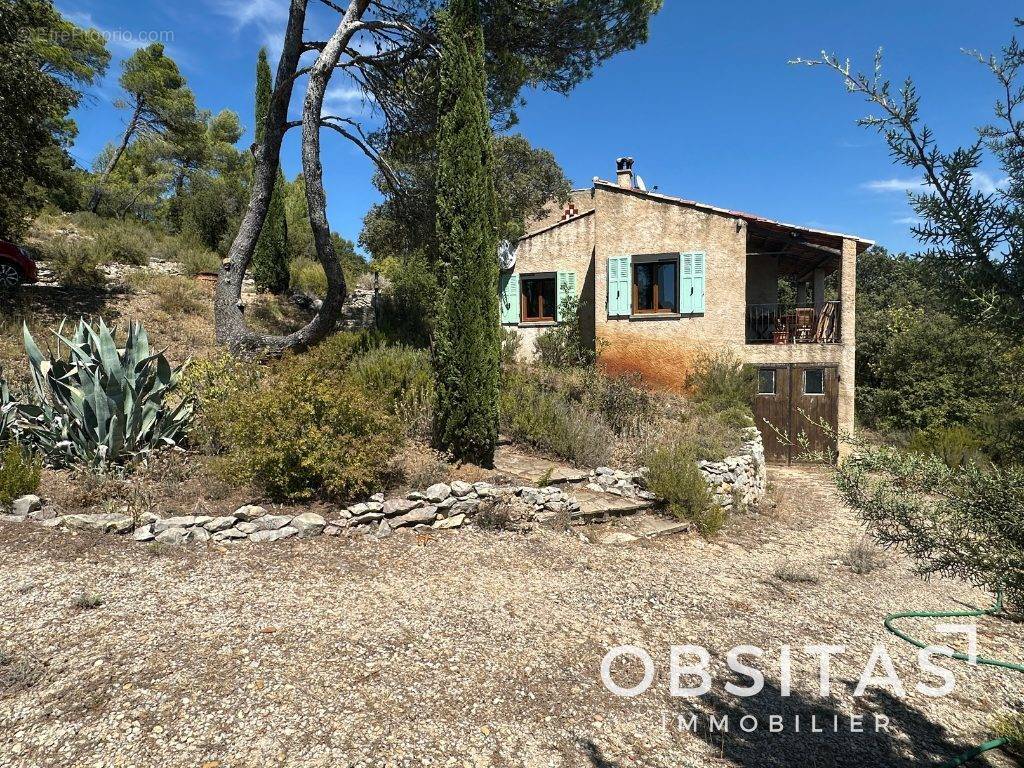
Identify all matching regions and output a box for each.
[61,0,1020,254]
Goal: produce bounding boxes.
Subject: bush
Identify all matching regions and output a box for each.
[43,237,106,287]
[0,445,41,507]
[93,221,154,266]
[216,353,403,501]
[375,252,438,347]
[135,274,207,316]
[179,353,257,454]
[290,256,327,297]
[347,344,433,435]
[500,327,520,368]
[837,444,1024,608]
[643,441,718,536]
[535,295,594,367]
[581,371,653,437]
[907,425,988,469]
[171,244,221,276]
[499,372,613,466]
[686,351,755,413]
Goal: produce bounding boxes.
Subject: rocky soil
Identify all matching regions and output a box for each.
[0,466,1021,768]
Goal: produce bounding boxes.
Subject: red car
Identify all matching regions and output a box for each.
[0,240,39,288]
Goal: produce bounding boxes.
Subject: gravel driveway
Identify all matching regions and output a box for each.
[0,467,1020,768]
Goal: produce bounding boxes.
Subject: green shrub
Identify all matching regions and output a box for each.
[500,327,520,368]
[535,295,594,368]
[290,256,327,297]
[347,344,433,435]
[0,445,41,507]
[179,353,258,454]
[643,441,717,536]
[499,372,613,466]
[908,425,988,469]
[43,237,106,287]
[581,371,653,437]
[375,252,438,347]
[686,351,755,413]
[173,244,221,276]
[218,361,403,501]
[93,221,153,266]
[837,444,1024,608]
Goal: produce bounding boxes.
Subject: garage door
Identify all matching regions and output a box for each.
[753,364,838,464]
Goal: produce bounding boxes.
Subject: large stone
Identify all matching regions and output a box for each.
[182,527,211,544]
[347,502,369,516]
[382,498,420,518]
[432,513,465,530]
[12,495,42,517]
[249,526,297,543]
[251,514,292,532]
[375,519,393,539]
[217,527,249,541]
[155,527,187,545]
[450,481,473,498]
[28,506,57,522]
[63,513,135,534]
[291,512,326,538]
[0,514,26,523]
[204,516,237,532]
[132,524,155,542]
[153,515,213,533]
[392,506,438,527]
[451,499,480,516]
[424,483,451,503]
[235,521,260,535]
[436,497,457,511]
[232,505,267,522]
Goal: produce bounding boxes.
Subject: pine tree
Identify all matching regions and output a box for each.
[251,47,290,295]
[431,0,500,466]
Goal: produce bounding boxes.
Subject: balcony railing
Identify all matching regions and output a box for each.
[746,301,841,344]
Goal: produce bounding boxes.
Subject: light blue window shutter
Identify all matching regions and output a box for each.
[692,252,706,313]
[679,253,694,314]
[607,256,631,316]
[556,271,577,322]
[499,273,520,324]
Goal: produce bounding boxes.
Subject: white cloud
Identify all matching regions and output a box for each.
[893,216,921,226]
[860,177,924,193]
[969,170,1009,195]
[213,0,286,30]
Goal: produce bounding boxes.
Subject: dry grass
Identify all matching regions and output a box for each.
[844,535,887,574]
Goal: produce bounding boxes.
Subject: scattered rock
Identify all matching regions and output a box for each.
[392,507,438,527]
[375,519,392,539]
[12,495,42,517]
[450,481,473,498]
[382,499,420,518]
[63,513,135,535]
[251,514,292,532]
[249,527,297,543]
[133,525,156,542]
[204,516,237,532]
[153,515,213,533]
[432,513,466,530]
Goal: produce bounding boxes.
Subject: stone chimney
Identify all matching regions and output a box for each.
[615,157,634,189]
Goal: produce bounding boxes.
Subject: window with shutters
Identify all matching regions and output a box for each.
[632,256,679,314]
[521,275,557,322]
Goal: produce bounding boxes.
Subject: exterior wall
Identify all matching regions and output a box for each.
[525,189,594,234]
[506,210,596,360]
[592,185,749,389]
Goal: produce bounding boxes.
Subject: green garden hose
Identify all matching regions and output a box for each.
[883,590,1023,767]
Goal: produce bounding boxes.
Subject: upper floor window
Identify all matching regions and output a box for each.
[521,274,557,322]
[633,257,678,314]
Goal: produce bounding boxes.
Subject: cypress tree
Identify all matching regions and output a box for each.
[432,0,500,466]
[252,47,290,295]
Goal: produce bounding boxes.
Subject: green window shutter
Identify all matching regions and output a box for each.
[607,256,632,316]
[556,271,577,322]
[499,273,520,324]
[679,253,694,314]
[692,252,706,313]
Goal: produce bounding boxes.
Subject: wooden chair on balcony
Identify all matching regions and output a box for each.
[793,308,815,343]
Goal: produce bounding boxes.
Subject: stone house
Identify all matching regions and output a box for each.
[500,157,873,461]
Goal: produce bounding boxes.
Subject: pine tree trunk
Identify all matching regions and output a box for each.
[215,0,368,356]
[88,101,142,213]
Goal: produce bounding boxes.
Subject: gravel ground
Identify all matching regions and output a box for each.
[0,466,1021,768]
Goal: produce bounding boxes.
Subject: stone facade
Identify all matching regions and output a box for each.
[504,160,870,440]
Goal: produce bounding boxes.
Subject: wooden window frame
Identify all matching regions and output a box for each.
[520,274,557,323]
[632,257,679,315]
[803,368,826,396]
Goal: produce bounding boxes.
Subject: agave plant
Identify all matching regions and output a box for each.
[22,318,194,467]
[0,372,22,445]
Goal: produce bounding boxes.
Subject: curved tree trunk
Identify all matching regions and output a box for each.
[215,0,369,357]
[88,101,142,213]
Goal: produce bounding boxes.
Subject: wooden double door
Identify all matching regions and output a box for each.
[753,364,839,464]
